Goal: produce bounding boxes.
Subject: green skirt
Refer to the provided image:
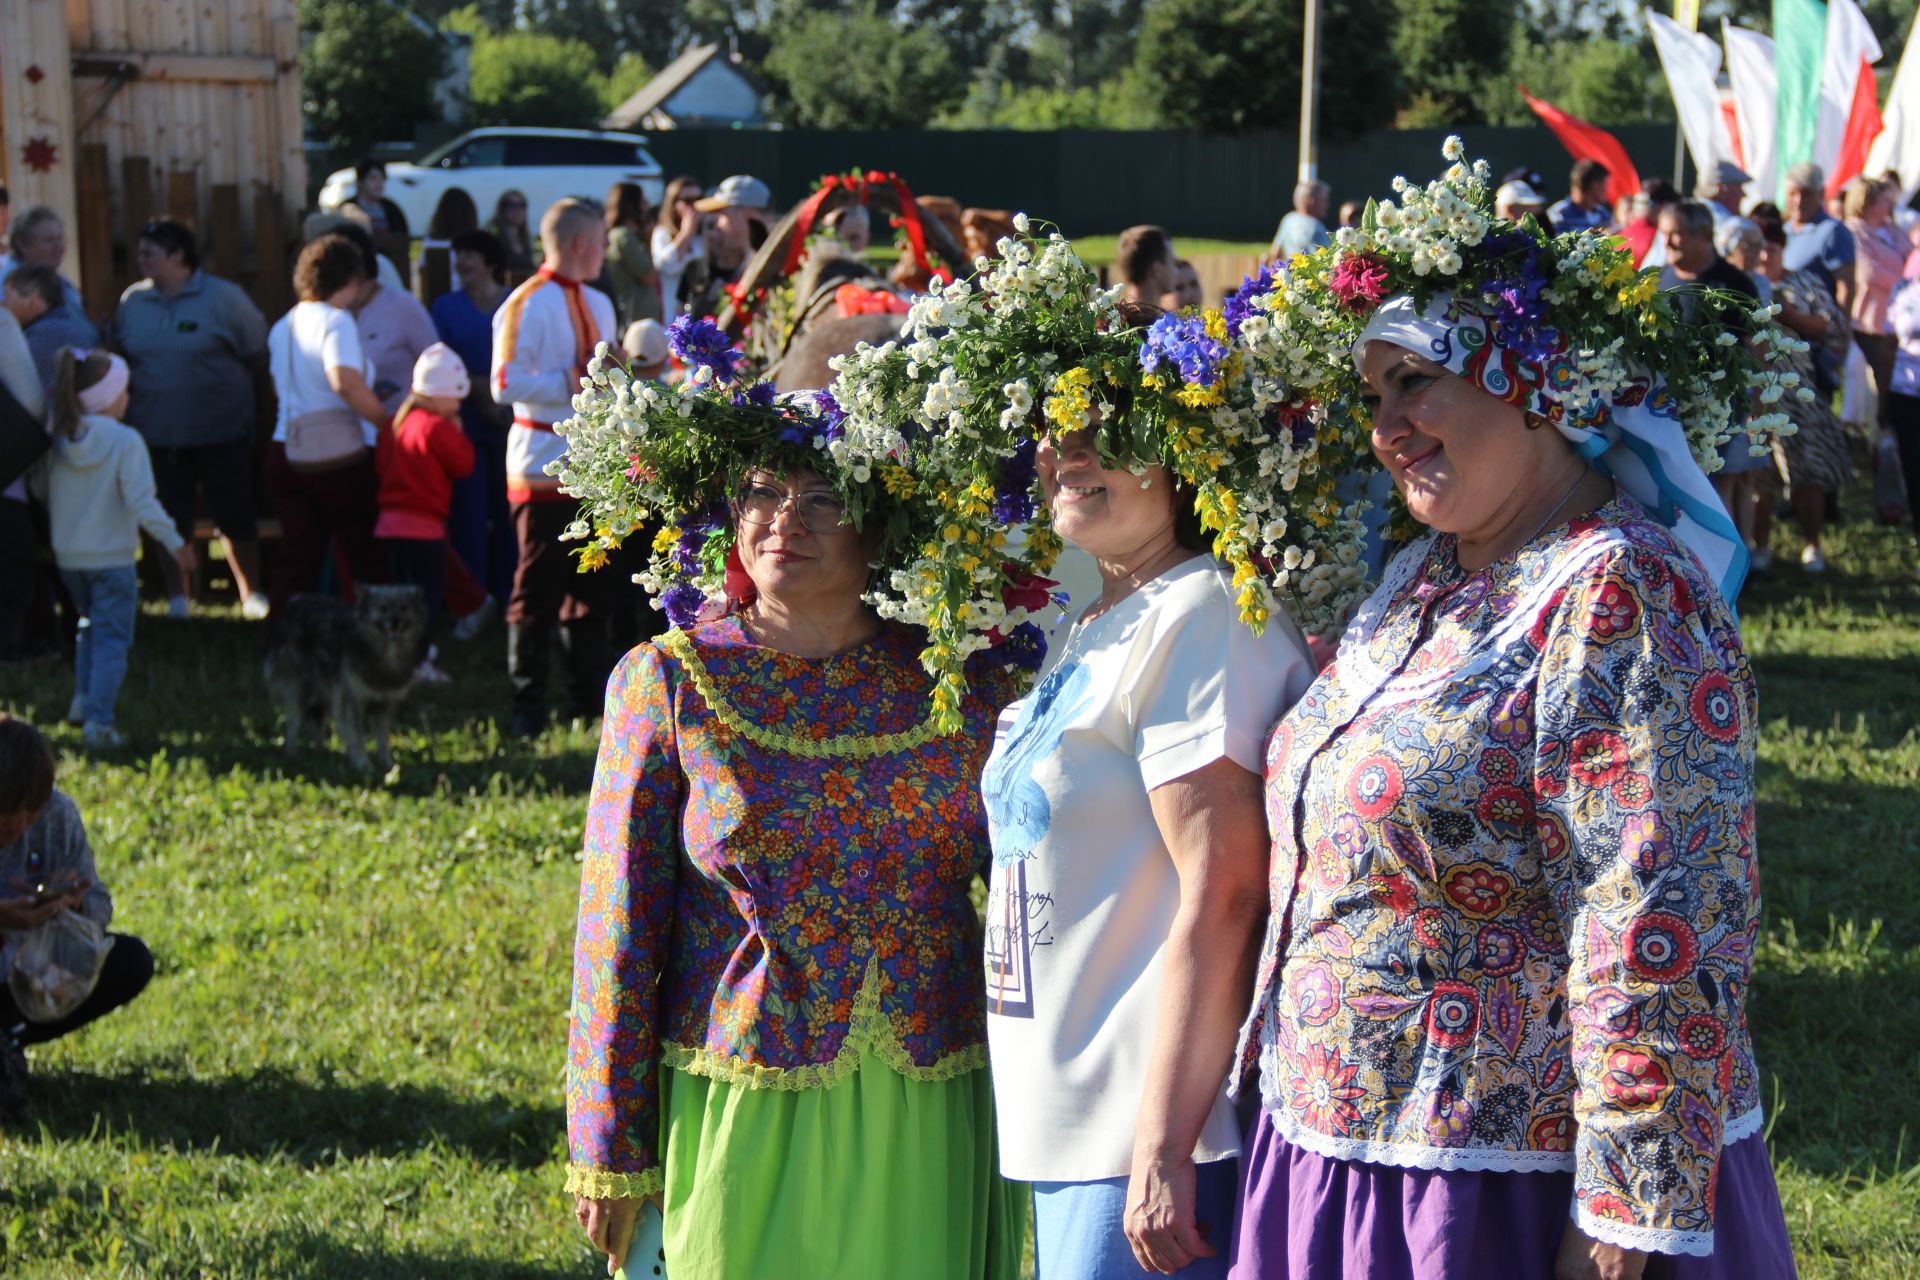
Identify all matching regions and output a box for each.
[630,1046,1024,1280]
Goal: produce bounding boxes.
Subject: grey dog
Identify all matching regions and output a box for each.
[264,587,427,771]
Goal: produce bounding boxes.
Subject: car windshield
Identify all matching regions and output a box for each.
[414,135,471,168]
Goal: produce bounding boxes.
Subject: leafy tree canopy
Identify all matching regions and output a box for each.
[300,0,449,154]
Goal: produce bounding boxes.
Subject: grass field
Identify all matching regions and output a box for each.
[0,482,1915,1278]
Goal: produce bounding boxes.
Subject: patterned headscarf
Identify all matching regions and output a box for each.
[1356,293,1749,603]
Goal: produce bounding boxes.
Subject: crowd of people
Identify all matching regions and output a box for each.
[0,164,808,744]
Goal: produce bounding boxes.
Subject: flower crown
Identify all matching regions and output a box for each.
[1240,137,1808,476]
[551,316,892,631]
[829,218,1372,731]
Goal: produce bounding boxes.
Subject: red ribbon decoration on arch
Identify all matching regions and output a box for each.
[780,170,933,281]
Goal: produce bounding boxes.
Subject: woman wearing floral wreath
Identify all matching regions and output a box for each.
[828,229,1368,1280]
[562,318,1026,1280]
[1227,143,1800,1279]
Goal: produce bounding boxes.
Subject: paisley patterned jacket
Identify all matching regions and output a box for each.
[1235,496,1764,1258]
[565,618,1018,1199]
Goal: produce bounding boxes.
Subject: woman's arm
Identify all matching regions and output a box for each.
[1125,756,1270,1275]
[324,364,392,430]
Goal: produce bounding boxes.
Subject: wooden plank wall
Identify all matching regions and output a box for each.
[0,0,84,283]
[59,0,305,324]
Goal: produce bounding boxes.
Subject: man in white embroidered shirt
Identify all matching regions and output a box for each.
[491,198,617,738]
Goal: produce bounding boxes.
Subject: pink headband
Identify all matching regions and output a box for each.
[76,351,130,414]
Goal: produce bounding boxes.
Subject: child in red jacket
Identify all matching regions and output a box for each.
[376,343,475,682]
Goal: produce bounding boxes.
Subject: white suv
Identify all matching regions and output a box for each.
[318,127,666,230]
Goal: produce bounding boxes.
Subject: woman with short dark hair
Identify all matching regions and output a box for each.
[111,217,271,617]
[264,234,392,615]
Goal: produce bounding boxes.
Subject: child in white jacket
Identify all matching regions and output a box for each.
[28,351,195,748]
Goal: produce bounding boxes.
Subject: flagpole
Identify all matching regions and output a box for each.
[1674,0,1699,190]
[1300,0,1321,183]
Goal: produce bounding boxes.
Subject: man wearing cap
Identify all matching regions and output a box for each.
[1697,160,1752,227]
[491,198,616,738]
[684,175,771,318]
[1494,179,1546,223]
[1783,161,1857,311]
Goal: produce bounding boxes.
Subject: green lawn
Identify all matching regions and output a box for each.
[0,481,1915,1277]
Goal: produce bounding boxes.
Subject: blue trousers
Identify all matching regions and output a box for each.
[59,565,138,730]
[1033,1158,1239,1280]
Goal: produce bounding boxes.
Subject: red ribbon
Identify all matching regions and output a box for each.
[780,170,934,281]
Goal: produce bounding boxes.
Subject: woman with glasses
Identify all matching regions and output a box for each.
[566,354,1026,1279]
[488,190,535,275]
[650,176,707,318]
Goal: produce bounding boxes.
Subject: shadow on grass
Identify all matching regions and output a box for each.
[23,1064,563,1170]
[1749,653,1920,749]
[1754,770,1920,948]
[1751,952,1920,1181]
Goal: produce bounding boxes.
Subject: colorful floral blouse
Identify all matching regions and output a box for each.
[565,618,1019,1199]
[1236,496,1764,1258]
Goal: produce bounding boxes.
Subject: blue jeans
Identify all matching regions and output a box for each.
[60,565,138,730]
[1032,1158,1238,1280]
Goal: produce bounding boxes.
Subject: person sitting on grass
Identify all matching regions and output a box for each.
[0,713,154,1119]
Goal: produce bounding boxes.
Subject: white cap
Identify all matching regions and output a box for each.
[1496,180,1544,209]
[623,318,670,367]
[411,342,470,399]
[694,174,771,212]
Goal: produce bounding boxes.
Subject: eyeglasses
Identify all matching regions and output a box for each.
[734,484,847,533]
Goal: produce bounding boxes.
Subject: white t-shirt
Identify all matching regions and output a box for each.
[983,554,1314,1182]
[269,301,376,446]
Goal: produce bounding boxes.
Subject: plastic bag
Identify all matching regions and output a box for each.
[1876,432,1909,525]
[7,908,112,1023]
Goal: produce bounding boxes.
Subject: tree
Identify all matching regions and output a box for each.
[936,74,1157,129]
[300,0,449,154]
[761,6,967,128]
[467,28,608,128]
[600,52,656,116]
[1131,0,1400,135]
[1390,0,1518,126]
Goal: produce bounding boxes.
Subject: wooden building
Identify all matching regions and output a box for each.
[0,0,306,324]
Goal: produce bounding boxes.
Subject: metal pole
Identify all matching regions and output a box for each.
[1674,122,1686,189]
[1300,0,1322,183]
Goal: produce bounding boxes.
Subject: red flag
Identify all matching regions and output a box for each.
[1829,58,1886,197]
[1520,86,1643,206]
[1721,99,1745,170]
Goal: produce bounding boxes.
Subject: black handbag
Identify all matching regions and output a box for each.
[0,375,49,491]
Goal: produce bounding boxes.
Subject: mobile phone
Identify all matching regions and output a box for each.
[616,1201,667,1279]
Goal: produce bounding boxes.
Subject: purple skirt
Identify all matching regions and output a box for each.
[1230,1113,1798,1280]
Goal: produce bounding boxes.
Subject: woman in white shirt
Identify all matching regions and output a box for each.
[983,425,1314,1279]
[264,233,392,616]
[650,176,707,319]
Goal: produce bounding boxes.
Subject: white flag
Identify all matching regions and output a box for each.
[1648,9,1731,181]
[1868,14,1920,205]
[1724,23,1778,204]
[1815,0,1883,175]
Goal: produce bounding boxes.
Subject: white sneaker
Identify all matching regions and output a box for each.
[1800,545,1826,573]
[412,659,453,686]
[241,593,271,620]
[451,596,497,641]
[82,723,124,749]
[166,595,191,619]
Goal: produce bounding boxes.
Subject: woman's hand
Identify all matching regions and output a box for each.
[1555,1221,1648,1280]
[575,1193,660,1276]
[1125,1153,1216,1274]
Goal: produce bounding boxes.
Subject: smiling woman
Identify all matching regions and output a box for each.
[557,318,1034,1280]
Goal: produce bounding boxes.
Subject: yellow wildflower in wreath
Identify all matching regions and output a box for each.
[1045,366,1096,434]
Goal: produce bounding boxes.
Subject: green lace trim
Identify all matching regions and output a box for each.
[659,956,986,1091]
[659,627,949,758]
[565,1164,664,1200]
